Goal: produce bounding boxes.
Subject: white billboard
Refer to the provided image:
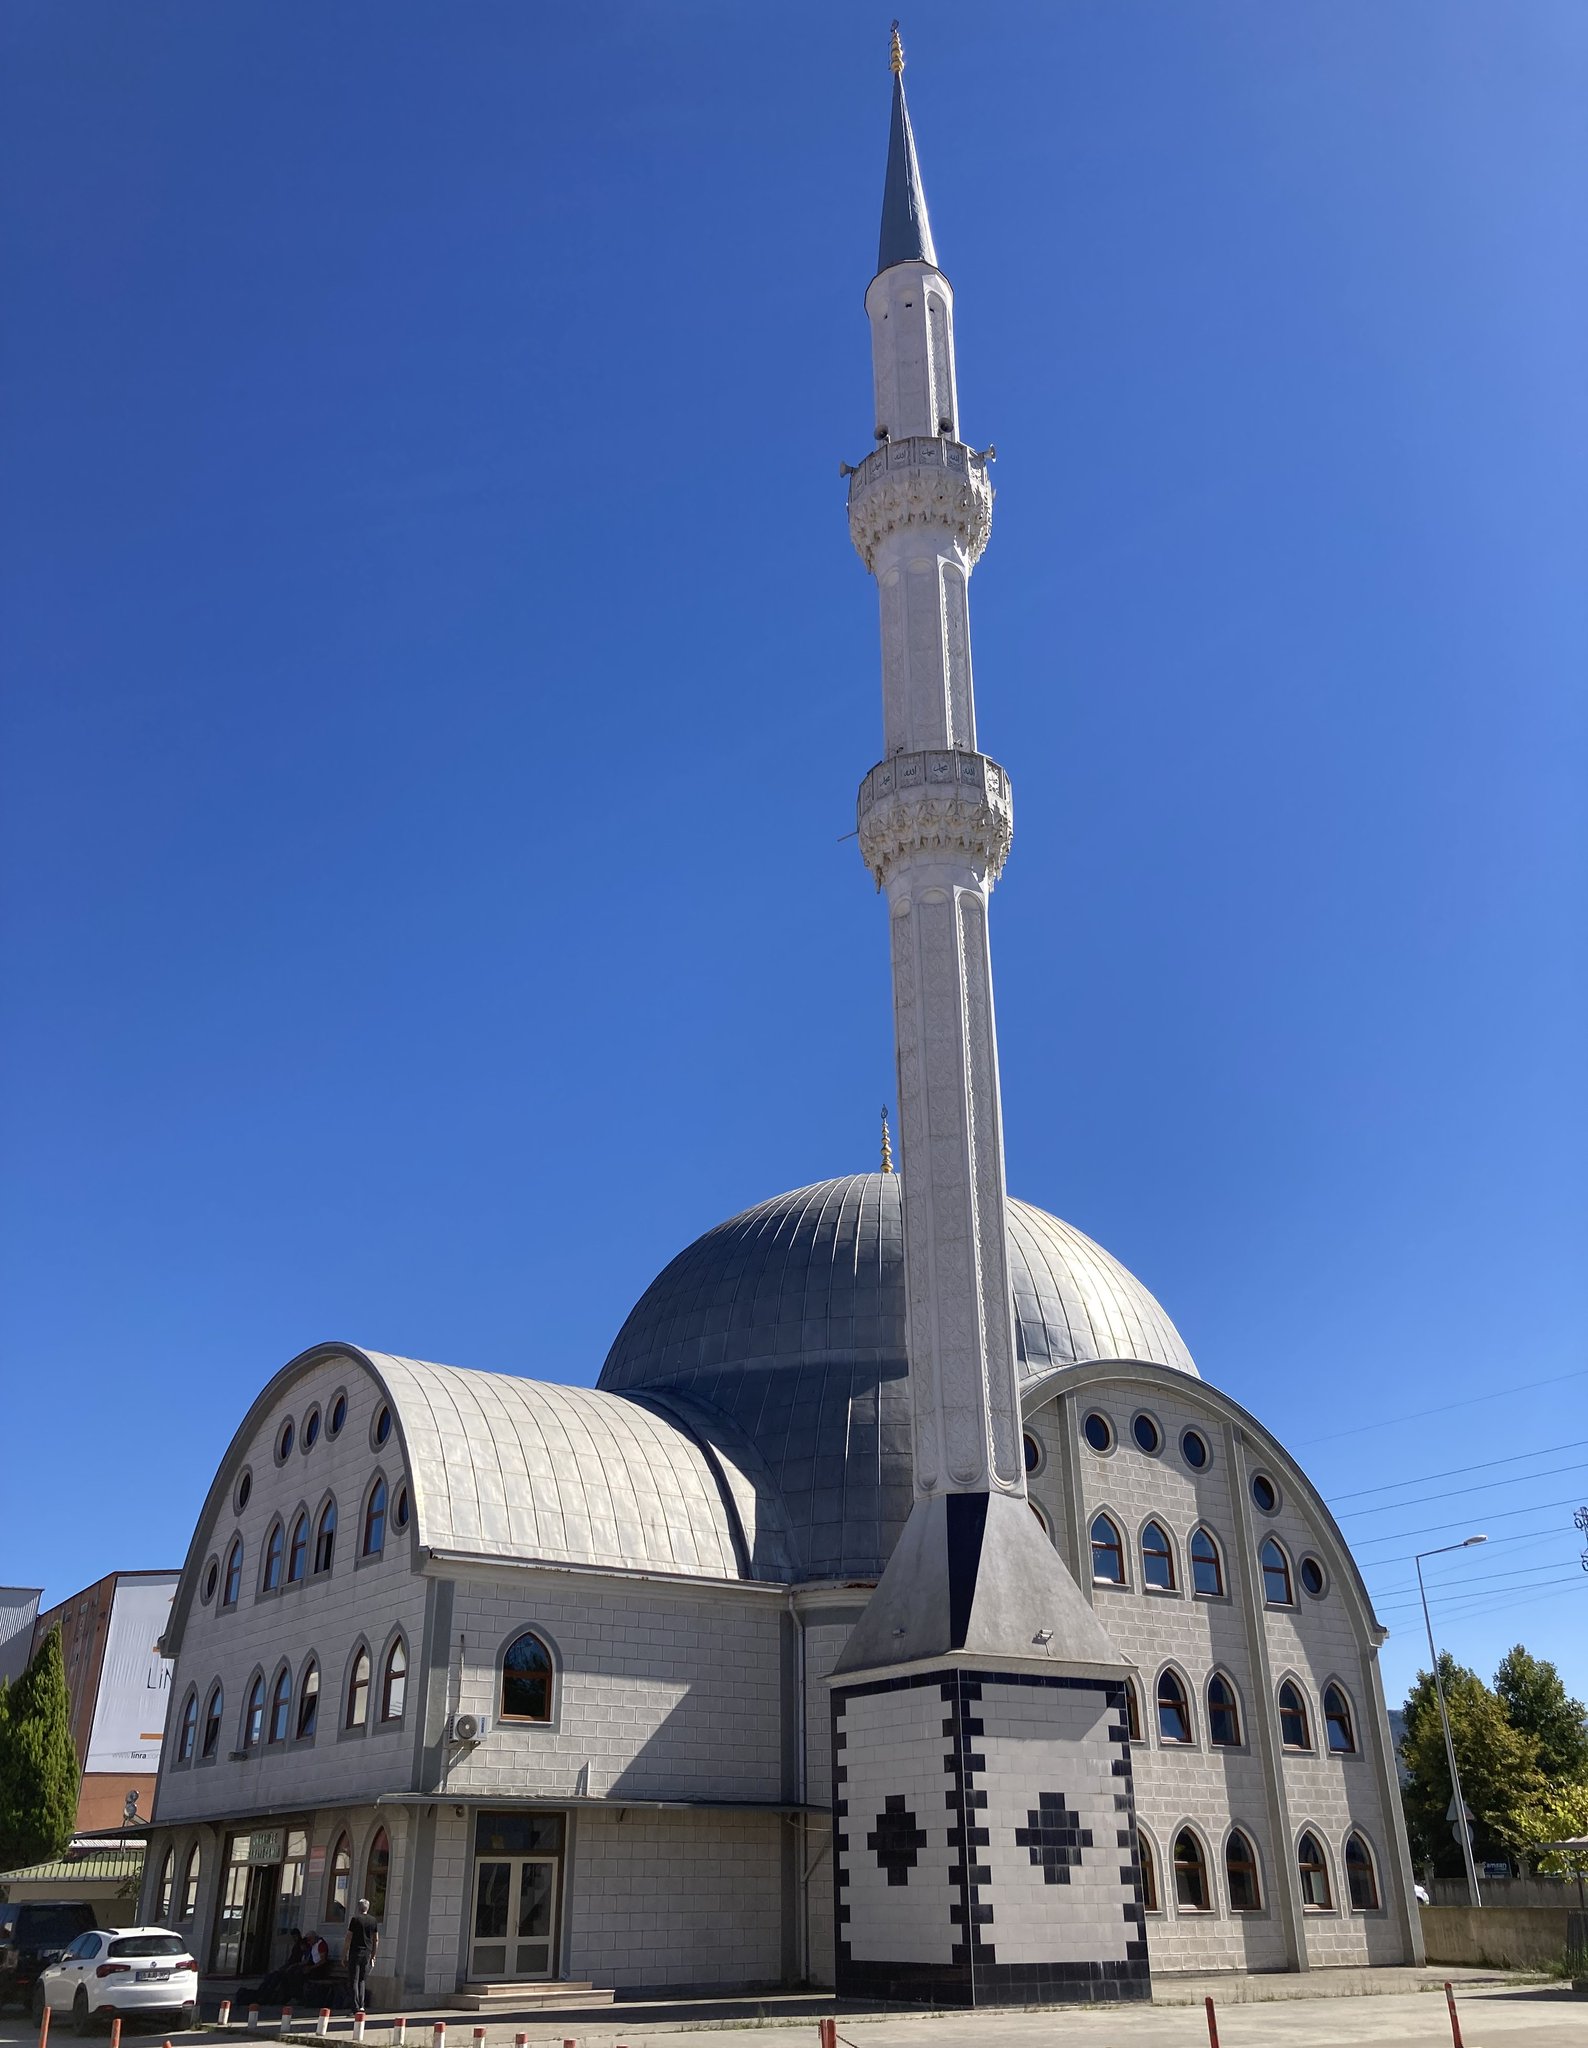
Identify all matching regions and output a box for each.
[84,1576,177,1772]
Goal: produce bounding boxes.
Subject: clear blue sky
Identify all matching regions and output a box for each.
[3,2,1584,1711]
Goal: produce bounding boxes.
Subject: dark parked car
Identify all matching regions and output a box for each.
[0,1902,99,2010]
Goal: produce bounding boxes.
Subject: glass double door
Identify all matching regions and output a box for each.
[469,1855,557,1980]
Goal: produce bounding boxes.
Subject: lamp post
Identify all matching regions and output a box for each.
[1416,1534,1488,1910]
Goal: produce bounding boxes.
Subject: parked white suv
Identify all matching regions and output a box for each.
[34,1928,197,2033]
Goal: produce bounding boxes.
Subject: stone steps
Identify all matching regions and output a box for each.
[450,1984,615,2014]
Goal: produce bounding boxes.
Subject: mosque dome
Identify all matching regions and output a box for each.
[599,1173,1193,1580]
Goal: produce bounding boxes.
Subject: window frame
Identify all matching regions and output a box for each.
[326,1833,353,1925]
[155,1848,174,1924]
[177,1689,199,1763]
[261,1520,285,1594]
[380,1636,407,1723]
[1225,1828,1262,1913]
[313,1498,337,1576]
[287,1512,309,1584]
[1156,1667,1194,1746]
[222,1537,244,1609]
[1123,1677,1143,1744]
[1297,1829,1334,1911]
[243,1672,266,1751]
[1090,1512,1127,1586]
[201,1683,224,1761]
[1140,1519,1177,1592]
[179,1845,201,1921]
[362,1476,388,1558]
[1173,1827,1211,1912]
[268,1665,293,1745]
[344,1644,371,1731]
[1260,1537,1294,1606]
[364,1828,391,1920]
[1190,1525,1224,1598]
[1324,1682,1357,1755]
[1207,1671,1242,1749]
[1345,1831,1381,1912]
[1137,1827,1161,1914]
[499,1628,557,1725]
[1278,1679,1313,1752]
[296,1658,320,1742]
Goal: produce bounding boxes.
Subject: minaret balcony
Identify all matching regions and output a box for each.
[847,436,993,572]
[857,747,1013,889]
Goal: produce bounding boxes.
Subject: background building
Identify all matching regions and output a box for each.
[34,1571,178,1831]
[0,1588,42,1687]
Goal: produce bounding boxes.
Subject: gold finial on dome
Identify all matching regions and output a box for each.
[889,21,905,76]
[880,1105,895,1174]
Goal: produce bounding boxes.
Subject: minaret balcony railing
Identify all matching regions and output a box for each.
[847,435,993,572]
[857,747,1013,889]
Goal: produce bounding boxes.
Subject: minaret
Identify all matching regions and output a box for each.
[827,33,1149,2008]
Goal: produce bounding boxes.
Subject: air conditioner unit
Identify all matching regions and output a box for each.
[451,1712,488,1743]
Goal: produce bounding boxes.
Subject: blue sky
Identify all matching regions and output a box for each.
[3,2,1584,1710]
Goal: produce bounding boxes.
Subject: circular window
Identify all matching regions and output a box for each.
[1300,1556,1326,1598]
[1082,1412,1114,1454]
[1181,1429,1208,1470]
[236,1471,252,1512]
[374,1405,392,1448]
[1251,1473,1279,1514]
[1022,1432,1042,1475]
[202,1561,218,1603]
[328,1393,347,1438]
[277,1418,294,1462]
[1132,1413,1162,1456]
[304,1407,320,1450]
[394,1485,410,1531]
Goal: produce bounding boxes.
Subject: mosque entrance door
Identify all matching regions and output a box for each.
[467,1811,563,1981]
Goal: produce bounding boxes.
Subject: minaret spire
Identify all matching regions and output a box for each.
[878,24,937,274]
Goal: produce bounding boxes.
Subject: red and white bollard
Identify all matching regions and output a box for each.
[472,2031,485,2047]
[391,2021,406,2048]
[818,2023,837,2048]
[37,2005,50,2048]
[108,2020,122,2048]
[219,2002,233,2030]
[1204,1996,1220,2048]
[1445,1981,1464,2048]
[248,2007,261,2033]
[353,2014,366,2043]
[316,2012,331,2038]
[515,2035,529,2048]
[432,2022,446,2048]
[279,2010,294,2036]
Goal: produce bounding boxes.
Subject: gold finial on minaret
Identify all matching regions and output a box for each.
[880,1105,895,1174]
[889,21,905,76]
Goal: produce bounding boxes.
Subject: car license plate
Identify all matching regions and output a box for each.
[135,1969,172,1982]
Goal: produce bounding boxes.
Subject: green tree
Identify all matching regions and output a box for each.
[1495,1645,1588,1784]
[1400,1654,1545,1875]
[0,1629,79,1871]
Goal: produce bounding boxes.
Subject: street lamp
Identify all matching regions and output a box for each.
[1415,1535,1488,1910]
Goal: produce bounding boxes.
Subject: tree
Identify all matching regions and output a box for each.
[0,1628,79,1871]
[1495,1645,1588,1784]
[1400,1654,1545,1875]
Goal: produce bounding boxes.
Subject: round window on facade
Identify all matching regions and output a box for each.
[328,1392,348,1438]
[373,1405,392,1448]
[236,1471,253,1512]
[1251,1472,1279,1514]
[1083,1412,1114,1455]
[1181,1429,1209,1470]
[1300,1556,1327,1598]
[202,1560,219,1603]
[1132,1413,1162,1456]
[277,1418,294,1463]
[304,1406,321,1450]
[1023,1432,1042,1475]
[394,1485,410,1531]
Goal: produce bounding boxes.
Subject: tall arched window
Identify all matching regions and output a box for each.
[1278,1680,1312,1751]
[222,1539,243,1608]
[501,1630,554,1722]
[1141,1521,1176,1590]
[155,1848,174,1924]
[1297,1830,1333,1909]
[364,1829,390,1919]
[202,1684,224,1759]
[1345,1832,1380,1910]
[314,1500,337,1575]
[346,1647,370,1728]
[244,1674,266,1749]
[296,1660,320,1740]
[1173,1829,1209,1910]
[1324,1683,1356,1754]
[1207,1673,1241,1748]
[1225,1829,1260,1911]
[1260,1538,1293,1605]
[1123,1678,1142,1744]
[262,1522,284,1592]
[178,1691,199,1763]
[1190,1526,1224,1597]
[287,1513,309,1584]
[363,1479,387,1557]
[1090,1514,1125,1584]
[1157,1669,1192,1744]
[1138,1831,1160,1912]
[180,1845,201,1920]
[381,1638,407,1722]
[326,1834,352,1924]
[268,1667,292,1743]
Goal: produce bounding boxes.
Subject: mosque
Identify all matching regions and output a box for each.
[139,35,1422,2009]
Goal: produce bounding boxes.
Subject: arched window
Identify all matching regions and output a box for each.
[1157,1669,1192,1744]
[287,1513,309,1583]
[1173,1828,1209,1910]
[1138,1831,1160,1912]
[364,1829,390,1920]
[244,1673,266,1748]
[381,1638,407,1722]
[268,1667,292,1743]
[155,1848,174,1924]
[1279,1681,1312,1751]
[179,1845,201,1920]
[1297,1830,1333,1909]
[501,1630,554,1722]
[201,1684,224,1759]
[1260,1538,1293,1605]
[363,1479,387,1557]
[1123,1677,1142,1744]
[262,1522,284,1592]
[1208,1673,1242,1747]
[296,1660,320,1740]
[1226,1830,1261,1911]
[314,1500,337,1575]
[1141,1521,1176,1591]
[1190,1526,1224,1597]
[1345,1831,1380,1911]
[346,1647,370,1728]
[326,1834,352,1924]
[178,1691,199,1762]
[1324,1683,1356,1754]
[222,1539,243,1608]
[1090,1514,1125,1584]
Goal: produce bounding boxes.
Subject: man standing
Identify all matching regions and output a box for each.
[344,1899,378,2013]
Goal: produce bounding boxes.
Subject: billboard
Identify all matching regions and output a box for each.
[84,1575,177,1772]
